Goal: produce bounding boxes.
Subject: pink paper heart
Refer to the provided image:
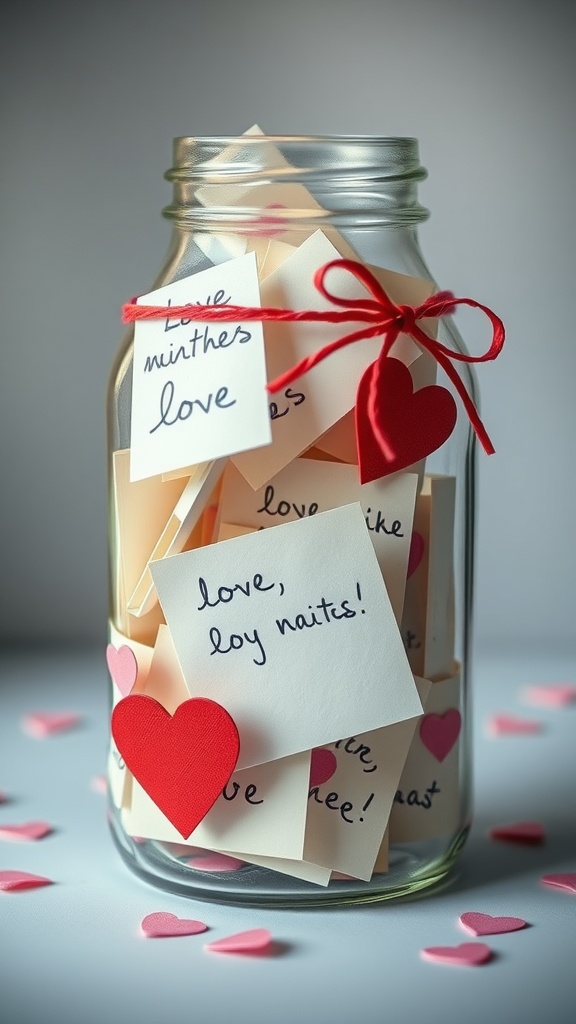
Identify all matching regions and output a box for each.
[489,821,545,845]
[22,712,80,737]
[407,531,425,578]
[0,870,53,892]
[187,853,245,872]
[540,873,576,894]
[0,821,53,842]
[141,912,208,938]
[90,775,107,794]
[106,643,138,697]
[419,709,461,762]
[310,747,338,788]
[459,912,527,936]
[488,714,542,736]
[205,928,272,954]
[421,942,492,967]
[522,684,576,708]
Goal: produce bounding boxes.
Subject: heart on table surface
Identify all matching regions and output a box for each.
[205,929,272,954]
[407,531,425,579]
[355,357,457,484]
[489,821,545,845]
[459,912,527,936]
[111,695,240,838]
[540,873,576,894]
[419,709,461,762]
[522,684,576,708]
[22,712,80,737]
[0,821,53,842]
[488,714,542,736]
[141,912,208,938]
[106,643,138,697]
[0,870,53,892]
[421,942,492,967]
[310,747,338,788]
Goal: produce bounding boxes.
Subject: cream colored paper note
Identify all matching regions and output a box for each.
[401,474,456,680]
[226,852,332,886]
[122,625,310,858]
[127,459,226,618]
[150,503,423,770]
[389,666,462,843]
[231,231,433,490]
[303,677,431,881]
[129,253,270,482]
[219,460,418,625]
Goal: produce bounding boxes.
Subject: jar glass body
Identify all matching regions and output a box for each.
[107,136,476,906]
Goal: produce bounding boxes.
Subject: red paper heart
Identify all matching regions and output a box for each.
[420,709,461,762]
[355,357,458,484]
[310,747,338,787]
[111,695,240,839]
[407,531,425,578]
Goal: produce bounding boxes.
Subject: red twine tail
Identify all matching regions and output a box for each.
[122,257,505,456]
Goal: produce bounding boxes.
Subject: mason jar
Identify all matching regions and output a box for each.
[106,133,486,906]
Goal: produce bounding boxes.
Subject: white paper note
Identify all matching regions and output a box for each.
[130,253,271,481]
[150,503,423,770]
[219,460,418,625]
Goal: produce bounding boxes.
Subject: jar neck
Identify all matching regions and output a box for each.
[162,134,430,232]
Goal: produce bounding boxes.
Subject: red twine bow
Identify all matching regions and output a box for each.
[122,258,505,459]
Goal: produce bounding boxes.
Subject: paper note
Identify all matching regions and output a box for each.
[389,666,462,843]
[225,852,332,886]
[303,677,431,880]
[401,475,456,680]
[150,503,422,770]
[129,253,271,481]
[127,460,225,618]
[231,231,434,490]
[219,460,418,624]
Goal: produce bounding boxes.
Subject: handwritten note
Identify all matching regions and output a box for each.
[389,666,462,843]
[231,231,434,490]
[219,459,418,624]
[129,254,271,482]
[150,503,422,769]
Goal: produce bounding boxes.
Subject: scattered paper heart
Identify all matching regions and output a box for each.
[106,643,138,697]
[0,870,53,892]
[310,747,338,788]
[187,853,245,872]
[407,531,425,578]
[0,821,53,842]
[419,709,461,761]
[90,775,107,794]
[459,911,527,936]
[111,695,240,838]
[141,912,208,938]
[204,928,272,955]
[522,684,576,708]
[540,873,576,894]
[421,942,493,967]
[489,821,545,845]
[22,712,81,738]
[488,714,542,736]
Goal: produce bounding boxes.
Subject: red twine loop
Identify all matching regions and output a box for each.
[122,257,505,457]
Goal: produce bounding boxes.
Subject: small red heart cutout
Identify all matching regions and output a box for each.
[355,356,457,484]
[459,912,527,936]
[489,821,545,845]
[421,942,492,967]
[111,695,240,838]
[310,747,338,788]
[106,643,138,697]
[407,531,425,578]
[420,709,461,762]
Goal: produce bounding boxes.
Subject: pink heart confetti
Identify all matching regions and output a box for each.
[489,821,545,845]
[22,712,80,738]
[421,942,493,967]
[522,684,576,708]
[0,821,53,842]
[540,873,576,894]
[141,912,208,938]
[205,928,272,954]
[407,530,425,578]
[90,774,107,794]
[310,747,338,787]
[419,709,461,761]
[488,714,542,736]
[187,853,245,872]
[106,643,138,697]
[459,912,527,936]
[0,870,53,892]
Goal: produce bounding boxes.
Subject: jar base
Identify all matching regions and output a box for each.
[108,804,469,908]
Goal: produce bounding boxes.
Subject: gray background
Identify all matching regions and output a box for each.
[1,0,574,652]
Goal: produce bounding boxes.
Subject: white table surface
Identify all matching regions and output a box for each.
[1,648,575,1024]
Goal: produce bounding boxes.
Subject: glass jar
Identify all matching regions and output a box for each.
[106,134,480,906]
